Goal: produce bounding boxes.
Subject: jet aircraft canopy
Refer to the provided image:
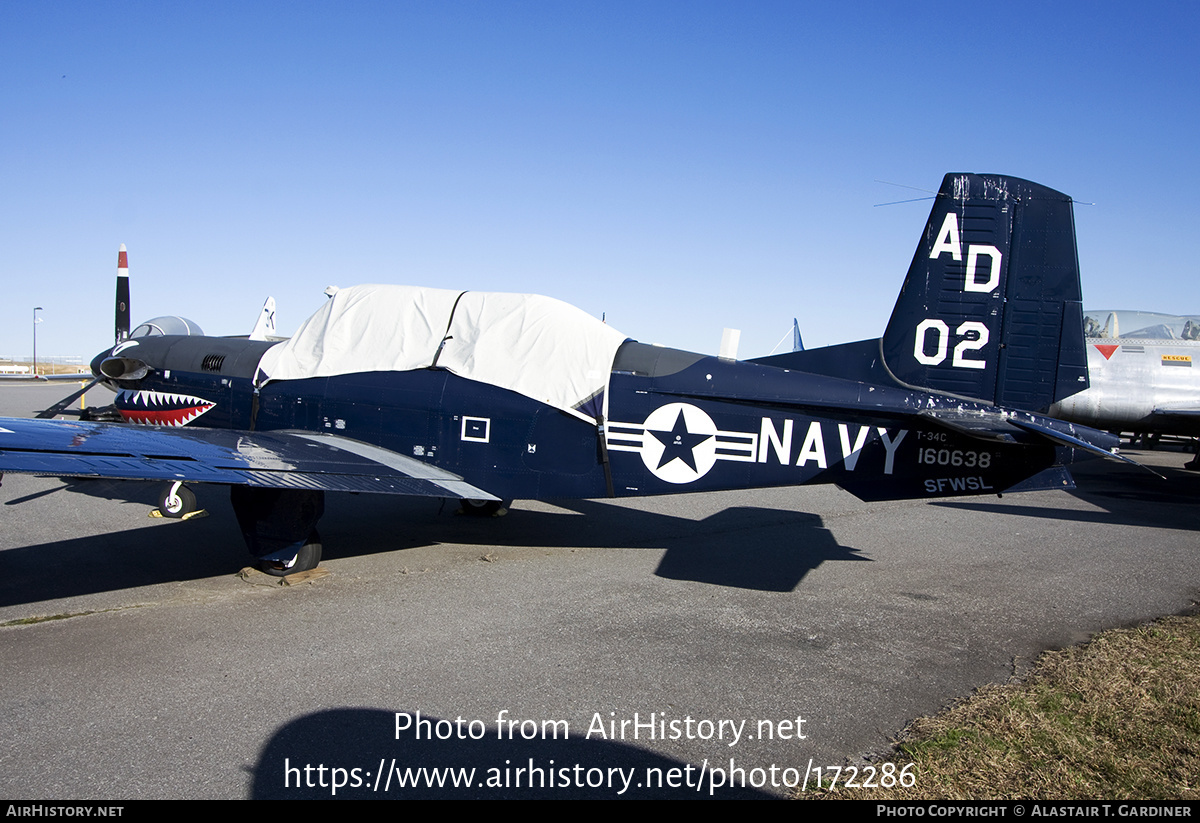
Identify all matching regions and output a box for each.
[1084,310,1200,341]
[254,284,629,422]
[131,315,205,337]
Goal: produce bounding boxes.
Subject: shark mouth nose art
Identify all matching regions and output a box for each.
[116,389,216,426]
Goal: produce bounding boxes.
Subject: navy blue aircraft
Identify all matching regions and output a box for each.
[0,173,1128,575]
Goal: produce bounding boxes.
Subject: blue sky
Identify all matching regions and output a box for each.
[3,1,1197,361]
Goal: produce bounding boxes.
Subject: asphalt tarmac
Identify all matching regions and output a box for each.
[1,382,1197,798]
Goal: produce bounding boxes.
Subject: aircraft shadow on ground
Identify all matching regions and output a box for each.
[933,458,1200,533]
[250,708,775,799]
[0,480,867,607]
[327,494,867,592]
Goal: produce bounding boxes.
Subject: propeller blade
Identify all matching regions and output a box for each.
[115,244,130,343]
[36,378,99,419]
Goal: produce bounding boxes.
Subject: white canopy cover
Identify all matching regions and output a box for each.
[255,285,628,422]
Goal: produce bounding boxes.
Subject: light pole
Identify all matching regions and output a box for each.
[32,307,43,376]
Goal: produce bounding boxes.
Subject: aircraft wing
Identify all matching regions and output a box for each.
[0,374,93,382]
[0,417,498,500]
[1147,408,1200,432]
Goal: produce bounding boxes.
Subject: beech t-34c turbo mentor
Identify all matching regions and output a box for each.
[0,173,1132,575]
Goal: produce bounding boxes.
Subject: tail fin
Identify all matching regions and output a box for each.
[880,173,1088,409]
[249,296,277,341]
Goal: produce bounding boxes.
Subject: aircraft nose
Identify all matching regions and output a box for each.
[91,348,150,382]
[89,349,109,379]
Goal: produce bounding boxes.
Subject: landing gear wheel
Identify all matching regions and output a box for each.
[261,532,322,577]
[157,482,197,518]
[458,499,511,517]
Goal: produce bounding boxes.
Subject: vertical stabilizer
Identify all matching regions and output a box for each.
[880,173,1088,409]
[249,296,277,341]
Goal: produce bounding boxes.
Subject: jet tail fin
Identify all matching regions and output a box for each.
[880,173,1088,409]
[249,297,277,341]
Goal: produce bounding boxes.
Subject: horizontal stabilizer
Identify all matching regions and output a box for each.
[916,409,1023,442]
[1006,417,1158,476]
[920,407,1150,472]
[996,466,1075,493]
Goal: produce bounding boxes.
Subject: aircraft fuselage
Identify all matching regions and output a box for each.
[96,335,1067,505]
[1049,339,1200,434]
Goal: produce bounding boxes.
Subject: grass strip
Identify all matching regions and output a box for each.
[798,613,1200,800]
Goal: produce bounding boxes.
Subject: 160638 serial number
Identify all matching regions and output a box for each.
[916,448,993,469]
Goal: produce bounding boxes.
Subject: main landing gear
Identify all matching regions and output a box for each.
[229,486,325,576]
[155,487,514,576]
[153,483,325,576]
[458,498,511,517]
[259,532,323,577]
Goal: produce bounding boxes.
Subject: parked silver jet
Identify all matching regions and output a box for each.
[1048,309,1200,463]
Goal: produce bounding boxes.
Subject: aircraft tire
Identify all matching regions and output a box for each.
[458,499,511,517]
[261,532,322,577]
[157,482,197,519]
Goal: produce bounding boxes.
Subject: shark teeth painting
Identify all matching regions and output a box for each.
[115,389,216,426]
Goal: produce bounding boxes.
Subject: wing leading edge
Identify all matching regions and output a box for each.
[0,418,498,501]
